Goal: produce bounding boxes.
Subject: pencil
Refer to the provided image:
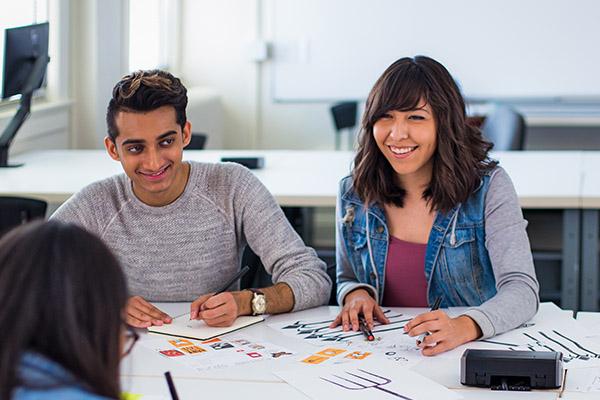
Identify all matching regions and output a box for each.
[416,296,443,345]
[190,266,251,320]
[164,371,180,400]
[558,368,567,398]
[214,265,250,295]
[358,315,375,341]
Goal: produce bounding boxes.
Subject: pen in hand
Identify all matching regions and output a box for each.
[358,315,375,341]
[416,296,442,346]
[213,265,250,297]
[190,265,250,320]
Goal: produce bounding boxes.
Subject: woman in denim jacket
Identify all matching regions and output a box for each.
[0,221,132,399]
[330,56,539,356]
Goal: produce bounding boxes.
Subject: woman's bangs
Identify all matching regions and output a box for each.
[370,68,430,123]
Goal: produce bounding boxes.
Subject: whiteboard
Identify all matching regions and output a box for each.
[270,0,600,101]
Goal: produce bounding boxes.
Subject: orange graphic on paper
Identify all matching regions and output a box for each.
[316,348,346,357]
[201,338,222,344]
[180,345,206,354]
[169,339,194,348]
[301,354,329,364]
[345,351,372,360]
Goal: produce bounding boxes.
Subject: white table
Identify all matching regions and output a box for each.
[120,303,596,400]
[1,150,355,206]
[0,149,583,208]
[0,149,588,309]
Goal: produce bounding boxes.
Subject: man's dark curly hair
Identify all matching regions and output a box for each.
[106,69,187,141]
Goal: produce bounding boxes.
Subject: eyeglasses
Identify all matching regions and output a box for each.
[122,325,139,357]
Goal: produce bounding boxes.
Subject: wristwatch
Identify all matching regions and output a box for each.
[248,288,267,315]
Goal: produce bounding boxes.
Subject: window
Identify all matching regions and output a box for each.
[0,0,49,100]
[128,0,179,72]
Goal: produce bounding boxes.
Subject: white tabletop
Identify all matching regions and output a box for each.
[0,149,586,208]
[576,312,600,333]
[119,303,597,400]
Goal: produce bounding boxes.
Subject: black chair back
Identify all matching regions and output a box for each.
[239,246,339,306]
[187,132,208,150]
[327,263,338,305]
[330,101,358,150]
[240,246,273,290]
[481,105,526,150]
[0,196,47,237]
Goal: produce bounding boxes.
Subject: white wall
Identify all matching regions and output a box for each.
[70,0,127,149]
[180,0,338,150]
[180,0,259,149]
[179,1,600,152]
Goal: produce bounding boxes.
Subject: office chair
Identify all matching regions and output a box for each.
[330,101,358,150]
[0,196,47,237]
[239,246,339,306]
[240,245,273,290]
[481,104,526,150]
[186,132,208,150]
[327,263,338,306]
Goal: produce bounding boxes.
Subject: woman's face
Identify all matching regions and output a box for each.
[372,101,437,185]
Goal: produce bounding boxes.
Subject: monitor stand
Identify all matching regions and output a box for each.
[0,54,50,168]
[0,146,23,168]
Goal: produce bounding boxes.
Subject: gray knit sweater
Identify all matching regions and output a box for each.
[52,161,331,311]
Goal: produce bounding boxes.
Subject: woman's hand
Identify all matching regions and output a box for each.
[329,288,389,331]
[404,310,482,356]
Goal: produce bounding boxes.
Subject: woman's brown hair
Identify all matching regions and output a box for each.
[0,221,128,399]
[353,55,497,213]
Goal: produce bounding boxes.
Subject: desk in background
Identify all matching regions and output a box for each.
[0,150,588,309]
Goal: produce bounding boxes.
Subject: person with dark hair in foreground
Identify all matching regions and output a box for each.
[52,70,331,328]
[0,221,130,399]
[331,56,539,355]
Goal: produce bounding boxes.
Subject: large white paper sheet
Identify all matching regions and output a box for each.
[139,334,295,372]
[269,308,427,366]
[440,304,600,368]
[564,366,600,392]
[275,358,462,400]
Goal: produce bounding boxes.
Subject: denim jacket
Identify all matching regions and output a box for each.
[336,167,539,339]
[336,171,498,309]
[12,352,112,400]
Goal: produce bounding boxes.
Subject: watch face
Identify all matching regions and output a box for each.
[252,293,267,314]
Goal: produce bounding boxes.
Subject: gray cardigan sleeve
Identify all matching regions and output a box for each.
[233,166,331,311]
[463,167,540,339]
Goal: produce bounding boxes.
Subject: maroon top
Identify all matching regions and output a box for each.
[382,235,428,307]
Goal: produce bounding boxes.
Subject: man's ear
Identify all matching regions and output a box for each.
[104,136,120,161]
[182,121,192,147]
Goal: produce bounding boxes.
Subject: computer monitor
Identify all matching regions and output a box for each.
[2,22,49,99]
[0,22,50,167]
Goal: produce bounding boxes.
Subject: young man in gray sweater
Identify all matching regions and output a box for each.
[52,70,331,328]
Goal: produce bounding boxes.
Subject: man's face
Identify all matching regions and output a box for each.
[104,106,191,206]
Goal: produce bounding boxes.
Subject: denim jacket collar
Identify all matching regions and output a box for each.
[340,180,387,224]
[19,352,79,387]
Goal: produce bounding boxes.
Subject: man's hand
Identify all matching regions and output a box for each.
[404,310,482,356]
[190,292,244,327]
[126,296,172,328]
[329,288,389,331]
